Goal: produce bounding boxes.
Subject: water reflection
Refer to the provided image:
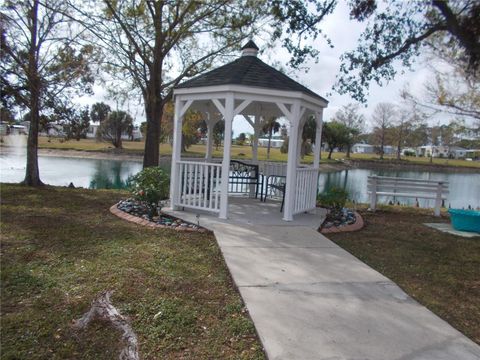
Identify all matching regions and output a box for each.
[89,160,132,189]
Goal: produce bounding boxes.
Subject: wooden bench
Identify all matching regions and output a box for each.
[367,176,449,216]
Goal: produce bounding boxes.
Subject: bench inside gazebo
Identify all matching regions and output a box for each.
[169,41,328,221]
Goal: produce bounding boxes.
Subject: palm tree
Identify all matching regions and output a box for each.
[262,117,281,160]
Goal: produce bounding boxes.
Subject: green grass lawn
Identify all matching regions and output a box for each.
[326,206,480,344]
[23,136,479,168]
[0,184,265,359]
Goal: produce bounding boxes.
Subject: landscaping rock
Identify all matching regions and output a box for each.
[116,198,207,232]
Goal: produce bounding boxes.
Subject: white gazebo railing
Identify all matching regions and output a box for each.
[293,167,319,215]
[176,161,222,212]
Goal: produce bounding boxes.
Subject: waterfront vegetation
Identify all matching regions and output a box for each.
[28,136,480,168]
[0,184,264,359]
[328,205,480,345]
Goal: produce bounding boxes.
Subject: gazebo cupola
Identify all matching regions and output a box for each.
[169,40,328,221]
[241,40,259,57]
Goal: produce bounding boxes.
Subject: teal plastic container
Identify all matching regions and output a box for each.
[448,209,480,233]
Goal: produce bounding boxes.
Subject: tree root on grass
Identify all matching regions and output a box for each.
[73,290,139,360]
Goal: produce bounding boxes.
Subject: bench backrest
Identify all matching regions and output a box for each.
[229,160,259,180]
[367,176,449,195]
[259,161,288,177]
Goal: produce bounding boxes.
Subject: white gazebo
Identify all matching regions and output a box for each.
[169,41,328,221]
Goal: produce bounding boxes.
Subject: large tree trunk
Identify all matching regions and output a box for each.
[143,31,164,168]
[380,131,385,160]
[115,123,123,149]
[23,0,43,186]
[143,88,163,167]
[328,147,334,159]
[24,103,42,186]
[396,127,403,160]
[346,144,351,158]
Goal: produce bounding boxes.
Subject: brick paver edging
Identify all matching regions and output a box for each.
[109,203,208,233]
[320,211,364,234]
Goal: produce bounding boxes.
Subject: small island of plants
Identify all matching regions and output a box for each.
[116,167,207,232]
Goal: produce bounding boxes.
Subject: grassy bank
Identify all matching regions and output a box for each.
[326,206,480,344]
[3,136,475,168]
[0,184,264,359]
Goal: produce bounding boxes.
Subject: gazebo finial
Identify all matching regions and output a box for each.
[241,40,259,57]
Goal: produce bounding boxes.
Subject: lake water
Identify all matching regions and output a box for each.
[1,153,479,209]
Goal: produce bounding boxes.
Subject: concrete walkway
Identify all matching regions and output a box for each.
[164,198,480,360]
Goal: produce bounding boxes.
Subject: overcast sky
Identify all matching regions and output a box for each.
[76,1,439,137]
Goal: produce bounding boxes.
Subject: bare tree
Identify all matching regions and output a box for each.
[333,103,365,158]
[392,105,424,160]
[1,0,94,186]
[371,103,396,159]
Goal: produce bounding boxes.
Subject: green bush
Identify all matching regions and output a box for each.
[317,187,348,212]
[128,167,170,216]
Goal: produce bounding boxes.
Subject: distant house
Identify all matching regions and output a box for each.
[258,137,284,148]
[417,145,450,158]
[382,145,395,155]
[352,143,375,154]
[9,124,28,135]
[86,122,143,141]
[39,122,65,137]
[352,143,395,155]
[465,149,480,160]
[0,122,7,135]
[448,146,467,159]
[86,123,99,139]
[401,147,417,156]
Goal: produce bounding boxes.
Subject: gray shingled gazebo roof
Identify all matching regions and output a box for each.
[176,41,327,103]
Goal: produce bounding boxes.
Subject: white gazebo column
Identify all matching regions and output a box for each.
[283,101,301,221]
[252,115,262,164]
[295,111,307,165]
[296,119,304,166]
[219,93,234,219]
[313,110,324,168]
[170,96,185,210]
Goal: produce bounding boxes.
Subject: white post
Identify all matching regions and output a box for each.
[296,121,303,166]
[205,119,215,162]
[170,96,184,210]
[434,181,443,217]
[252,115,261,164]
[219,93,234,219]
[369,176,378,211]
[283,101,301,221]
[313,111,323,168]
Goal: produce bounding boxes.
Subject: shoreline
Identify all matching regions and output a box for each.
[1,146,479,173]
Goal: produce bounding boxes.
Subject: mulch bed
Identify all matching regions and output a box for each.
[110,198,208,232]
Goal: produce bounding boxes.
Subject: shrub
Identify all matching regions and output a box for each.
[317,187,348,212]
[128,167,170,216]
